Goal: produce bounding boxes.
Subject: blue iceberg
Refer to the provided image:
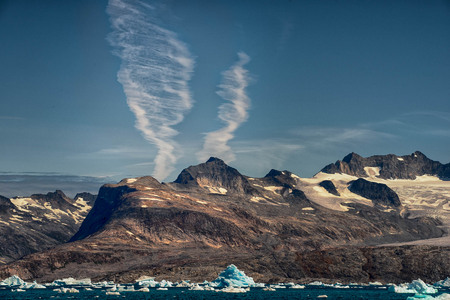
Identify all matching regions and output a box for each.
[389,279,438,294]
[211,264,255,287]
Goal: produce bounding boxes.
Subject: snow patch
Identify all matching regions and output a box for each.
[397,157,404,161]
[250,196,265,203]
[290,173,301,179]
[139,197,164,202]
[126,178,137,184]
[264,186,283,193]
[205,186,228,195]
[364,167,380,177]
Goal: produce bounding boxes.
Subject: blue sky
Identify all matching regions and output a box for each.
[0,0,449,195]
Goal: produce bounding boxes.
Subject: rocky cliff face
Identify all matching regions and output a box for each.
[0,191,96,264]
[321,151,450,179]
[0,158,446,283]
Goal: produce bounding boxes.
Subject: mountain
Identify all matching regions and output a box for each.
[0,155,447,284]
[321,151,450,179]
[0,191,96,264]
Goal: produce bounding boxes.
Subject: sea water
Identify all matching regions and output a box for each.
[0,286,449,300]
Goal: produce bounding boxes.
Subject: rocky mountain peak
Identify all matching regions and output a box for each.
[173,158,257,195]
[30,190,75,208]
[342,152,363,163]
[206,157,226,164]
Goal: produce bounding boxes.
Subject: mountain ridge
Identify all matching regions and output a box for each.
[321,151,450,179]
[0,153,448,283]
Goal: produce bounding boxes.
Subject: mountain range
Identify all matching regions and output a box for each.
[0,152,448,284]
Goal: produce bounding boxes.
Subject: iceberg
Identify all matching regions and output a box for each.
[50,277,92,286]
[25,281,46,289]
[0,275,25,286]
[54,287,80,293]
[157,279,173,288]
[211,264,255,288]
[389,279,438,294]
[218,286,249,293]
[434,278,450,288]
[135,277,158,288]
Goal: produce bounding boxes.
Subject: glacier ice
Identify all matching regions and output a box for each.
[211,264,255,288]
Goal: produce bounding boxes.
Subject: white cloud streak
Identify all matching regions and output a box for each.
[107,0,194,180]
[197,52,251,162]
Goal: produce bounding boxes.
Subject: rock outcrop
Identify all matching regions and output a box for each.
[348,178,401,207]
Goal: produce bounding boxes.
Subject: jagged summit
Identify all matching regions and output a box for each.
[206,156,225,164]
[173,157,257,195]
[321,151,450,179]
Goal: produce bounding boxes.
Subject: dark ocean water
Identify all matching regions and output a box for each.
[0,287,449,300]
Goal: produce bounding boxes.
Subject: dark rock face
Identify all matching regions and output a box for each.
[0,158,446,283]
[319,180,340,196]
[322,151,450,179]
[0,191,96,264]
[348,178,401,207]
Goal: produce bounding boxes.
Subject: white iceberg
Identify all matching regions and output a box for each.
[218,286,249,293]
[25,281,46,289]
[188,284,204,291]
[211,264,255,288]
[157,280,173,288]
[389,279,438,294]
[55,287,80,293]
[51,277,92,286]
[135,277,158,288]
[0,275,24,286]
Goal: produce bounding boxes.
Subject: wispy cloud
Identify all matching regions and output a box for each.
[197,52,251,162]
[292,127,395,147]
[107,0,194,180]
